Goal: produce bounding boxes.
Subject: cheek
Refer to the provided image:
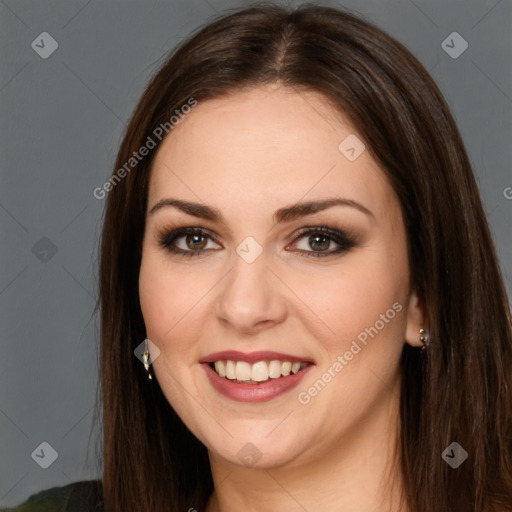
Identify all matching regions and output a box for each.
[298,260,408,416]
[296,250,409,358]
[139,253,182,344]
[139,259,171,337]
[138,252,211,363]
[138,253,212,426]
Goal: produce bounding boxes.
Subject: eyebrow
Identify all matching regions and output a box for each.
[148,197,375,224]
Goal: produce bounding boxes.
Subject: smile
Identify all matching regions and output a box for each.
[200,351,315,402]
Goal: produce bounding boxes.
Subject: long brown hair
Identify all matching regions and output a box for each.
[97,3,512,511]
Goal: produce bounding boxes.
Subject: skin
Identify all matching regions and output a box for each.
[138,84,426,512]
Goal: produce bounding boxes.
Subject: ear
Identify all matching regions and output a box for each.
[404,289,427,348]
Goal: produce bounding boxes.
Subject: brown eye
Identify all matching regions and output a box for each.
[159,227,220,257]
[184,233,208,250]
[308,234,331,252]
[158,225,355,259]
[289,226,356,257]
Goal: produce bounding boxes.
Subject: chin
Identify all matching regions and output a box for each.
[205,430,307,470]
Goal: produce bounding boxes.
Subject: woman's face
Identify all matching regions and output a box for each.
[139,85,424,469]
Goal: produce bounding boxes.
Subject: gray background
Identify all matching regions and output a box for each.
[1,0,511,507]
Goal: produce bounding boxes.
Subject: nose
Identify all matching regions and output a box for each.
[215,250,287,335]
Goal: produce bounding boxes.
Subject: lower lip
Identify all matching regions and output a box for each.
[201,362,314,403]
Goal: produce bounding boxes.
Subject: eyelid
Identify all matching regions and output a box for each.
[156,223,357,257]
[157,225,221,250]
[286,225,356,256]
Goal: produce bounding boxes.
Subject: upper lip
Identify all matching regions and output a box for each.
[199,350,315,365]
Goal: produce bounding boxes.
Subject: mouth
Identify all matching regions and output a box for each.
[199,351,315,402]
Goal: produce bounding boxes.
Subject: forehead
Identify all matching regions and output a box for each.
[148,85,398,222]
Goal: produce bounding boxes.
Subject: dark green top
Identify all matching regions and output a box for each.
[0,480,103,512]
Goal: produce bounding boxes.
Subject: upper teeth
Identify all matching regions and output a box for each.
[213,360,308,382]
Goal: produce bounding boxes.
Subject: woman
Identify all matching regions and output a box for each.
[5,2,511,511]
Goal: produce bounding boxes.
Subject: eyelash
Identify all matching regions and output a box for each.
[157,225,356,258]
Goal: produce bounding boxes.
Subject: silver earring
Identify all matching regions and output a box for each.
[419,328,430,351]
[142,338,153,380]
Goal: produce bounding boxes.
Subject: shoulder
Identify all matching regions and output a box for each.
[0,480,103,512]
